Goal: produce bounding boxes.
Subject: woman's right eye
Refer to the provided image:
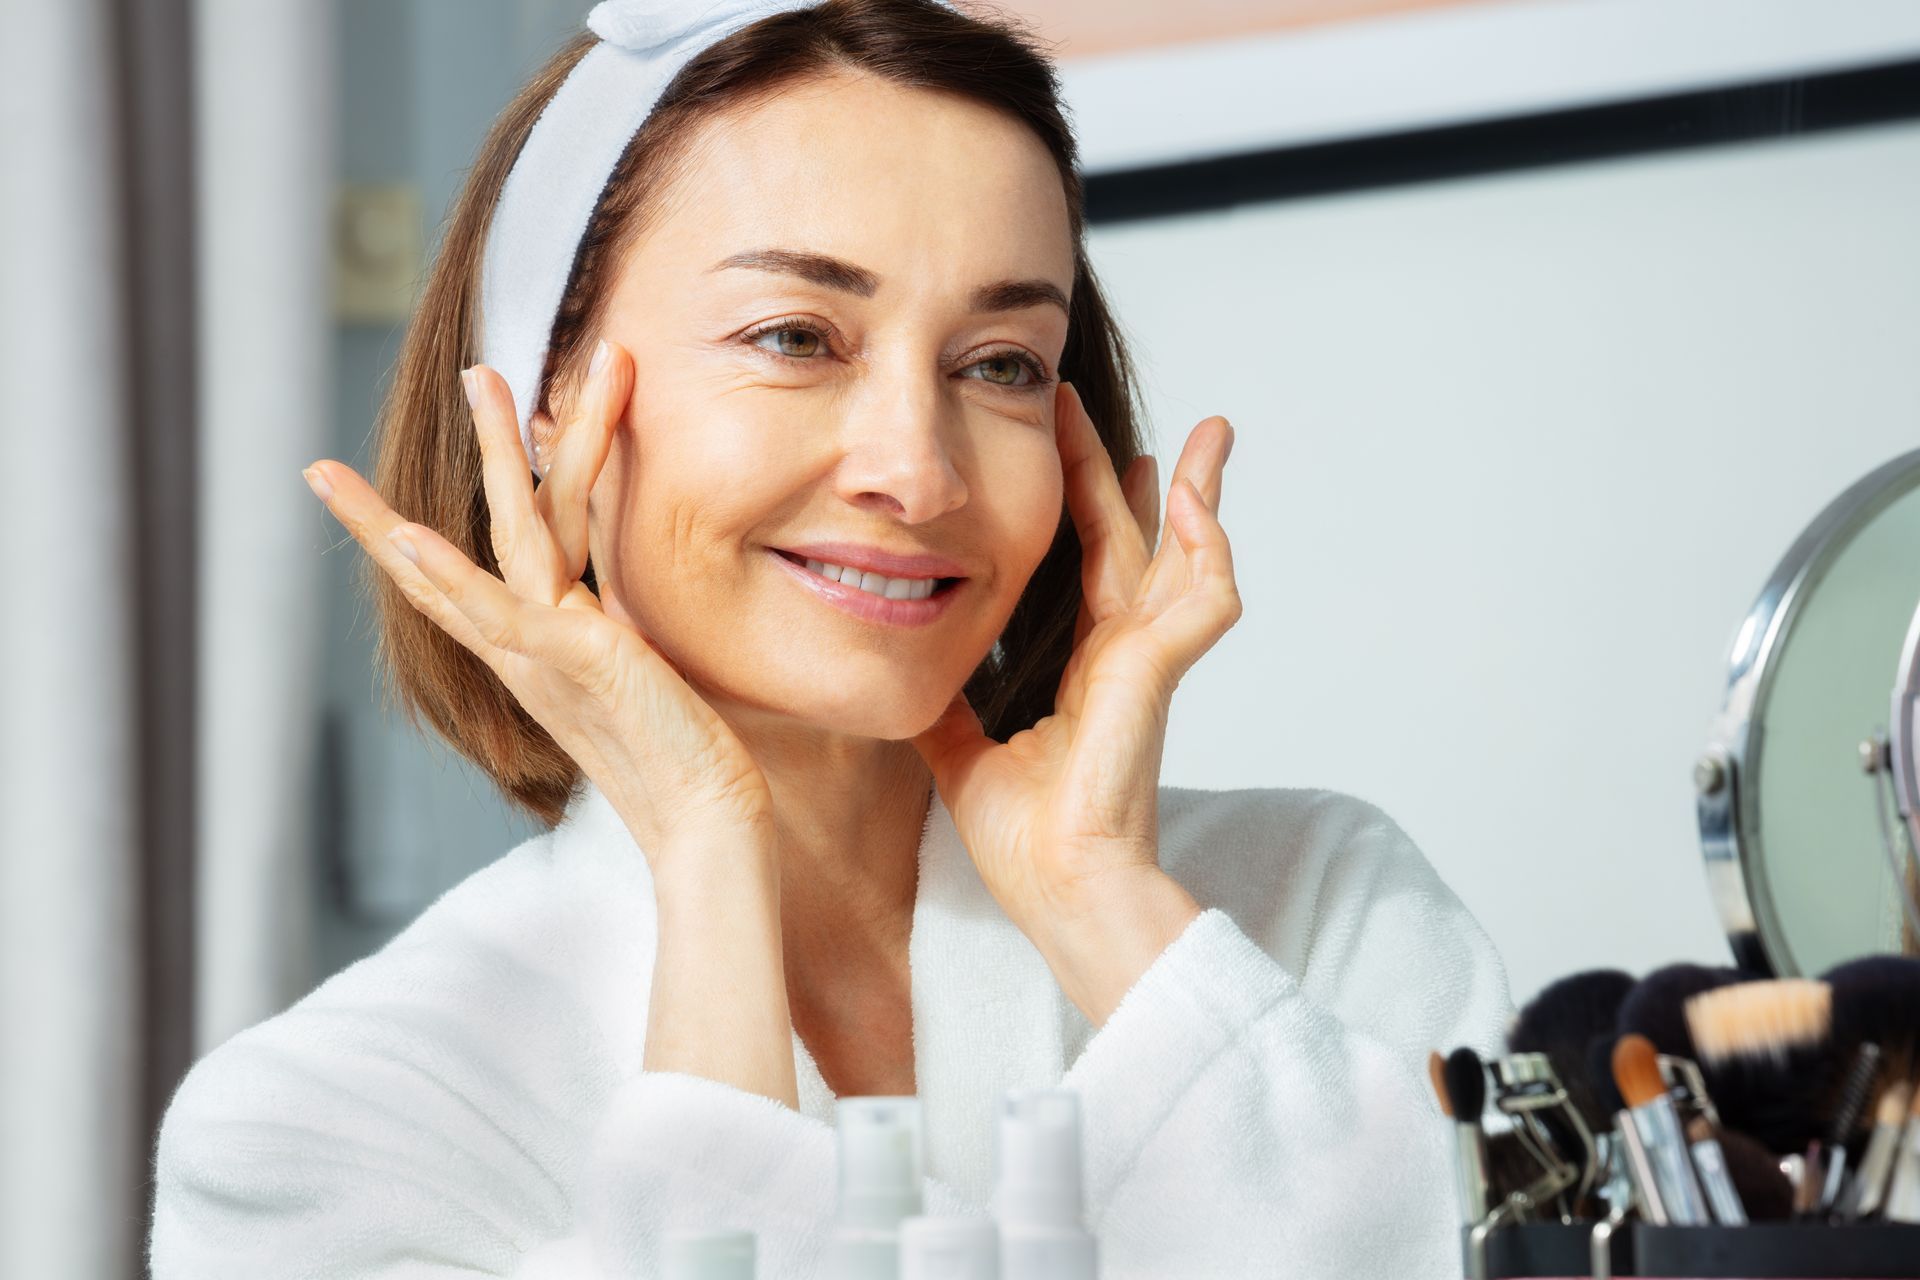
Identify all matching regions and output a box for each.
[746,322,829,361]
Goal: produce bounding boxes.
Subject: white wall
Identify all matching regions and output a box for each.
[1090,118,1920,1003]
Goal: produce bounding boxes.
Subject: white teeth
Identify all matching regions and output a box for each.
[802,557,938,601]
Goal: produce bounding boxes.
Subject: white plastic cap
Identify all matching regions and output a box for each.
[834,1096,926,1229]
[899,1216,1000,1280]
[662,1228,755,1280]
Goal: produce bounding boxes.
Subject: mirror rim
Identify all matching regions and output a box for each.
[1697,446,1920,977]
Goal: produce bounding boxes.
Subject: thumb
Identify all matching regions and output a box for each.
[910,689,991,792]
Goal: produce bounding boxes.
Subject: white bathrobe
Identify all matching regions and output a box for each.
[149,778,1513,1279]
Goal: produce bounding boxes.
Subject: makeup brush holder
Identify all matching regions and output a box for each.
[1633,1223,1920,1278]
[1464,1222,1920,1279]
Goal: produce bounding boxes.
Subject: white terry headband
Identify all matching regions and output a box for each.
[480,0,962,471]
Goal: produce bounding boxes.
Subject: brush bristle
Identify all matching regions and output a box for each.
[1588,1036,1625,1118]
[1823,956,1920,1081]
[1444,1047,1486,1123]
[1684,979,1832,1066]
[1617,963,1748,1060]
[1612,1033,1667,1109]
[1428,1051,1452,1117]
[1509,968,1636,1131]
[1878,1080,1914,1129]
[1485,1129,1546,1202]
[1824,1043,1883,1147]
[1715,1126,1794,1221]
[1682,979,1837,1154]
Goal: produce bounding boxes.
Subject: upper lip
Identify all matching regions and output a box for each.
[772,541,969,580]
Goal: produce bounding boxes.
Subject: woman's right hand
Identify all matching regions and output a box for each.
[302,340,777,868]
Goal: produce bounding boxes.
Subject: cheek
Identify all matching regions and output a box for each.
[595,412,766,619]
[983,435,1066,581]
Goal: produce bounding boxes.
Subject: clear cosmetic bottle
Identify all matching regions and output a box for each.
[662,1228,755,1280]
[827,1096,926,1280]
[992,1088,1097,1280]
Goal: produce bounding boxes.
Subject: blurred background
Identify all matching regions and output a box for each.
[5,0,1919,1274]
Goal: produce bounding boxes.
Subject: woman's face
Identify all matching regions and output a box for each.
[581,69,1075,741]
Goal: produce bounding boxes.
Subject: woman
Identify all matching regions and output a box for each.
[150,1,1512,1276]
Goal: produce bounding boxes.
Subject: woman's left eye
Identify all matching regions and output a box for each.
[963,352,1050,389]
[744,322,1051,391]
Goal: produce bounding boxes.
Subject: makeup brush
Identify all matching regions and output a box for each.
[1880,1082,1920,1223]
[1681,1109,1748,1224]
[1613,1034,1712,1225]
[1715,1125,1794,1222]
[1616,963,1746,1061]
[1820,955,1912,1220]
[1809,1041,1881,1218]
[1587,1036,1625,1120]
[1509,969,1637,1134]
[1835,1077,1909,1221]
[1824,957,1920,1113]
[1684,979,1835,1156]
[1442,1048,1491,1226]
[1435,1051,1532,1197]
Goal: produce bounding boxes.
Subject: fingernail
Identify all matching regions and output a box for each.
[588,338,609,380]
[303,466,332,502]
[387,527,421,564]
[461,367,480,408]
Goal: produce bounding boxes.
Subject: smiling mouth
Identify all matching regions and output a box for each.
[770,548,965,597]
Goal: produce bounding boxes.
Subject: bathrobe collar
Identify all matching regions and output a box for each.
[556,774,1084,1203]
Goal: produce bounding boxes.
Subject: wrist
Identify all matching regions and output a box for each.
[650,824,781,908]
[1027,864,1202,1029]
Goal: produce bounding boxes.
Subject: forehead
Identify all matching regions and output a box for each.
[642,70,1075,289]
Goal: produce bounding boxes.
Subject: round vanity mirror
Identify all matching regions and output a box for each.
[1697,448,1920,976]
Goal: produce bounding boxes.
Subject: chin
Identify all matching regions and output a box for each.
[733,663,974,742]
[811,689,962,743]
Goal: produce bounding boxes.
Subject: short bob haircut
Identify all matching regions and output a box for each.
[366,0,1149,827]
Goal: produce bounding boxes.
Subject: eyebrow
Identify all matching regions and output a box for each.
[707,247,1070,317]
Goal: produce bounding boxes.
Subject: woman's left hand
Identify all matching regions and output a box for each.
[911,380,1241,1024]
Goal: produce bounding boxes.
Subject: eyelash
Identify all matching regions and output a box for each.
[740,317,1054,391]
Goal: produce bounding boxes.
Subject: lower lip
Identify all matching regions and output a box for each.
[764,548,964,627]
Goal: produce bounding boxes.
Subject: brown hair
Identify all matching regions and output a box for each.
[367,0,1148,827]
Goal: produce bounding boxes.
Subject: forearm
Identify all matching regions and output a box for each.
[643,828,799,1109]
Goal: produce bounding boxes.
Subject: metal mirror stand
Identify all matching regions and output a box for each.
[1695,447,1920,977]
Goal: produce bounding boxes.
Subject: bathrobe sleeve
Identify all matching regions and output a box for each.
[146,832,971,1280]
[147,822,666,1280]
[148,920,614,1279]
[1057,789,1514,1280]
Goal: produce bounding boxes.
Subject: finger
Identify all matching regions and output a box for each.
[463,364,563,605]
[1072,454,1155,649]
[535,338,631,583]
[390,515,625,690]
[1165,414,1232,515]
[1148,477,1243,670]
[1057,382,1150,621]
[1139,416,1232,614]
[305,460,497,659]
[1122,453,1160,553]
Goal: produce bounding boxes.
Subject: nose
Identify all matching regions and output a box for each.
[829,357,970,524]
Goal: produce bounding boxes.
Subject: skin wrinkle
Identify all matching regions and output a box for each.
[550,68,1076,1096]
